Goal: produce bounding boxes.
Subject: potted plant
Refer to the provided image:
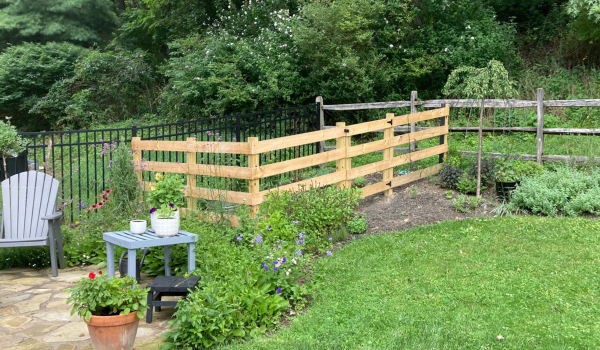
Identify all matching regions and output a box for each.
[0,117,29,180]
[147,173,185,232]
[151,204,180,237]
[67,271,149,350]
[495,158,543,199]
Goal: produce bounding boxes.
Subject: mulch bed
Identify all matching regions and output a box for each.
[354,175,499,234]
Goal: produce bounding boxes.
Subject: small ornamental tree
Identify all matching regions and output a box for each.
[443,59,516,197]
[0,118,29,179]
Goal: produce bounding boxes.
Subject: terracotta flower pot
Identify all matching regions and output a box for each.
[84,312,140,350]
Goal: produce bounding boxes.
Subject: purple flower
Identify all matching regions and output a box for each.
[262,262,266,266]
[169,203,174,208]
[251,234,263,244]
[237,235,243,241]
[276,288,281,294]
[282,257,286,263]
[296,250,302,256]
[264,266,268,270]
[266,225,272,231]
[292,221,300,224]
[299,232,306,239]
[328,237,332,241]
[274,261,278,265]
[149,208,156,214]
[327,250,332,256]
[274,267,278,271]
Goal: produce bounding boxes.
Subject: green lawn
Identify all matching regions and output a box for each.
[223,216,600,349]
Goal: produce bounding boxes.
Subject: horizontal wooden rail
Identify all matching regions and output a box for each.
[141,160,253,180]
[325,125,600,135]
[361,163,442,197]
[460,151,600,163]
[134,139,252,154]
[323,99,600,110]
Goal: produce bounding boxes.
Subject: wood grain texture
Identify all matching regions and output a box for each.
[247,137,260,217]
[142,161,253,179]
[133,139,252,154]
[253,149,345,179]
[537,88,544,164]
[360,164,443,198]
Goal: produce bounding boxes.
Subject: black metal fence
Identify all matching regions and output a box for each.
[19,104,320,221]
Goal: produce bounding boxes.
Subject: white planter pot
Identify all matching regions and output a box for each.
[151,210,179,231]
[129,220,147,234]
[151,210,180,238]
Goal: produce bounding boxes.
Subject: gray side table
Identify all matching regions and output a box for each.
[103,229,198,278]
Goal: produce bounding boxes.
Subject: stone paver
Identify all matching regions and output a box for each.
[11,338,52,350]
[15,293,51,313]
[0,265,174,349]
[0,315,32,328]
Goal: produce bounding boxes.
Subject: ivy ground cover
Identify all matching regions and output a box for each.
[225,216,600,349]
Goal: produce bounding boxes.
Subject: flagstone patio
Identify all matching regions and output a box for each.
[0,265,175,350]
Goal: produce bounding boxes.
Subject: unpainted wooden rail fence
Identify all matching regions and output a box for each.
[319,88,600,164]
[132,106,450,224]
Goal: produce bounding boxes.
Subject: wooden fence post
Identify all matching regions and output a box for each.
[410,91,418,170]
[316,96,325,154]
[439,104,449,163]
[248,137,260,218]
[383,113,394,196]
[186,137,197,211]
[132,136,143,186]
[335,122,349,189]
[536,88,544,165]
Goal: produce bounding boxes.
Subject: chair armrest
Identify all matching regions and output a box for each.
[41,212,63,221]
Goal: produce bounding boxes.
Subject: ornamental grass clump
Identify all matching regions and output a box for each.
[66,271,149,322]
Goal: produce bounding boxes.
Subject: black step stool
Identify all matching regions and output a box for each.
[146,275,200,323]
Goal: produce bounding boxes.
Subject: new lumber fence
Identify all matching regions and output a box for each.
[318,88,600,165]
[132,105,450,225]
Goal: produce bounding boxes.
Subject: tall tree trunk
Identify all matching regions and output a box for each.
[476,98,484,197]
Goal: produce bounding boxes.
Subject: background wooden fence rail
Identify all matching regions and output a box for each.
[318,88,600,165]
[132,106,450,225]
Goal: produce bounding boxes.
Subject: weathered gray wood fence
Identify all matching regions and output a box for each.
[317,88,600,164]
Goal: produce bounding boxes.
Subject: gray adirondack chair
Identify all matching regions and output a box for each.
[0,171,65,276]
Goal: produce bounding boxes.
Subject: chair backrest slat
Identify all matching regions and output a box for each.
[1,178,10,239]
[24,172,36,237]
[1,171,60,240]
[17,172,27,239]
[29,172,46,239]
[9,174,19,238]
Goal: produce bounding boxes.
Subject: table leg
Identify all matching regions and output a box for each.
[106,242,115,277]
[187,243,195,273]
[128,249,137,280]
[164,245,171,276]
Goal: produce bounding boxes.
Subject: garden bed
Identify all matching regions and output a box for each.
[356,177,498,233]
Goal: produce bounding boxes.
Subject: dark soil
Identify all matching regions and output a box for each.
[355,176,499,234]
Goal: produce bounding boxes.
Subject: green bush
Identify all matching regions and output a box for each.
[456,174,480,194]
[261,186,361,238]
[495,159,544,182]
[509,166,600,216]
[439,162,465,189]
[348,214,368,234]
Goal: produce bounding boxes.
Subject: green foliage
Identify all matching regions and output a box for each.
[409,186,419,199]
[32,49,161,129]
[468,157,496,184]
[445,190,454,199]
[0,117,28,156]
[439,162,465,189]
[0,0,119,48]
[147,173,185,210]
[0,42,86,129]
[109,142,142,211]
[456,175,480,195]
[567,0,600,40]
[347,214,368,234]
[443,59,517,100]
[329,225,349,243]
[509,166,600,216]
[452,194,480,213]
[261,185,361,237]
[495,159,544,182]
[67,273,148,322]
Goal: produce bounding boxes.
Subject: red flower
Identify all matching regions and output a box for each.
[89,272,96,279]
[98,270,102,275]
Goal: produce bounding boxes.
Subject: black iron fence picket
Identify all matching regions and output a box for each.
[18,104,320,221]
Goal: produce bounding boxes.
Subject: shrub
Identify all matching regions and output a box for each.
[260,185,361,237]
[495,159,544,182]
[468,158,496,185]
[439,162,465,189]
[348,214,368,234]
[509,166,600,216]
[452,194,479,213]
[456,174,479,194]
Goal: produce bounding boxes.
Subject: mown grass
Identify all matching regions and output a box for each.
[223,216,600,349]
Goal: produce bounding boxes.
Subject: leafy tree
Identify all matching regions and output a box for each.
[0,118,28,179]
[443,59,516,196]
[0,0,119,50]
[32,49,161,129]
[0,42,87,130]
[567,0,600,40]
